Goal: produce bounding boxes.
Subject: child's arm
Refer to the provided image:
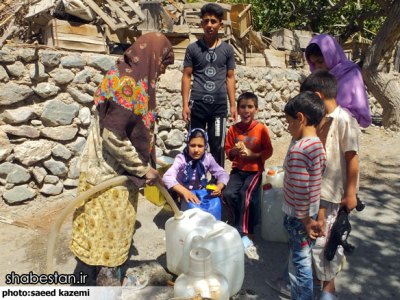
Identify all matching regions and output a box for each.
[206,154,229,196]
[341,151,359,211]
[171,184,200,204]
[225,127,240,160]
[162,154,185,190]
[316,206,327,237]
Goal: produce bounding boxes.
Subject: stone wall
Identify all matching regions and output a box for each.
[0,46,382,204]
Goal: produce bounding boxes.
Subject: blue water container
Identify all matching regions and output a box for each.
[181,189,222,220]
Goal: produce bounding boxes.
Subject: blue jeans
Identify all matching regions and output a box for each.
[284,215,315,300]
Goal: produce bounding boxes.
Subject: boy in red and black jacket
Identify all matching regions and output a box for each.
[223,92,273,260]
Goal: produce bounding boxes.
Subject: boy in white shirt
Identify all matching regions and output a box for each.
[300,70,360,300]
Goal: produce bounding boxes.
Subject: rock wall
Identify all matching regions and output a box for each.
[0,46,382,204]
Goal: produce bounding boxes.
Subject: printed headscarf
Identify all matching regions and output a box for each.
[306,34,372,127]
[94,32,174,124]
[182,128,208,189]
[93,33,174,186]
[116,32,174,110]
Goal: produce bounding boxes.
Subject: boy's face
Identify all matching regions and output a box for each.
[188,137,206,160]
[285,114,302,140]
[238,99,258,125]
[201,13,222,39]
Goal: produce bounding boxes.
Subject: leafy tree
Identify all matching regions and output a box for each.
[226,0,385,41]
[220,0,399,129]
[362,0,400,129]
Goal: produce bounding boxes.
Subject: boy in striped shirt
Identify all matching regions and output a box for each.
[282,91,327,300]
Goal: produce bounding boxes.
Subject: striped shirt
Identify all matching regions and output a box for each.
[282,137,327,219]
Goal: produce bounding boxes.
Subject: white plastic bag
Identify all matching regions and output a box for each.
[62,0,95,21]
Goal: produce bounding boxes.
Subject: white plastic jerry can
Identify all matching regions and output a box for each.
[263,166,284,188]
[261,186,289,243]
[166,208,215,275]
[165,208,244,297]
[261,166,288,243]
[174,247,230,300]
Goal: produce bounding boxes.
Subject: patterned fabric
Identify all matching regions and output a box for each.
[70,172,138,267]
[94,32,173,127]
[94,32,174,174]
[94,68,151,127]
[282,137,327,219]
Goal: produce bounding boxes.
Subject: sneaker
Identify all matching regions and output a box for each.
[244,244,260,260]
[241,236,260,260]
[265,277,291,298]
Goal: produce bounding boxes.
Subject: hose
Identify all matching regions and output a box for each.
[46,176,182,274]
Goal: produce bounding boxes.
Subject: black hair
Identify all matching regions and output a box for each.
[200,3,224,21]
[284,91,325,126]
[237,92,258,109]
[300,70,338,99]
[305,43,323,60]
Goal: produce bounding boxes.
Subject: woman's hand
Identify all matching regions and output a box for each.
[145,167,160,185]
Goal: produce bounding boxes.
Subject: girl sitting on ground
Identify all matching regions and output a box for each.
[162,128,229,206]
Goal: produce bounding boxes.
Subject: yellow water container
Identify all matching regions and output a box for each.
[144,185,166,206]
[143,162,171,207]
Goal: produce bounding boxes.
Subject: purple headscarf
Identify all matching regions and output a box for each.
[306,34,372,127]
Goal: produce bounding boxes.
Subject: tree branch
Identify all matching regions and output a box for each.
[364,0,400,70]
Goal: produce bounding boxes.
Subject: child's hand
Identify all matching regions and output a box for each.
[301,217,320,240]
[181,190,200,204]
[210,183,224,196]
[229,147,241,159]
[341,194,357,212]
[235,141,250,157]
[316,218,326,237]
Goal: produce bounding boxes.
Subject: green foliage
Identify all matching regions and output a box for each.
[228,0,385,40]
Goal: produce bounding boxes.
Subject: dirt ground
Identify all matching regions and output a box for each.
[0,125,399,299]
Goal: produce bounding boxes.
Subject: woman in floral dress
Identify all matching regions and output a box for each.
[69,32,174,285]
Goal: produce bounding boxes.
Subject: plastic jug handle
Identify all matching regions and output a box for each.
[205,226,225,239]
[178,230,203,272]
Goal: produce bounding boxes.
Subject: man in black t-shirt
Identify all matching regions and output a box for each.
[181,3,237,168]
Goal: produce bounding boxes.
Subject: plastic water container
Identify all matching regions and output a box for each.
[263,166,284,188]
[261,186,289,243]
[182,189,222,220]
[174,248,229,300]
[261,166,288,243]
[165,208,244,297]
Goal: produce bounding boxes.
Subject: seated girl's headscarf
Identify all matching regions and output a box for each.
[182,128,208,189]
[306,34,372,128]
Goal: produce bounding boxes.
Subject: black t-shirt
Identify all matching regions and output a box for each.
[184,39,235,105]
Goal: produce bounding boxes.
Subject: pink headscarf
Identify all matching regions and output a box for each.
[306,34,372,127]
